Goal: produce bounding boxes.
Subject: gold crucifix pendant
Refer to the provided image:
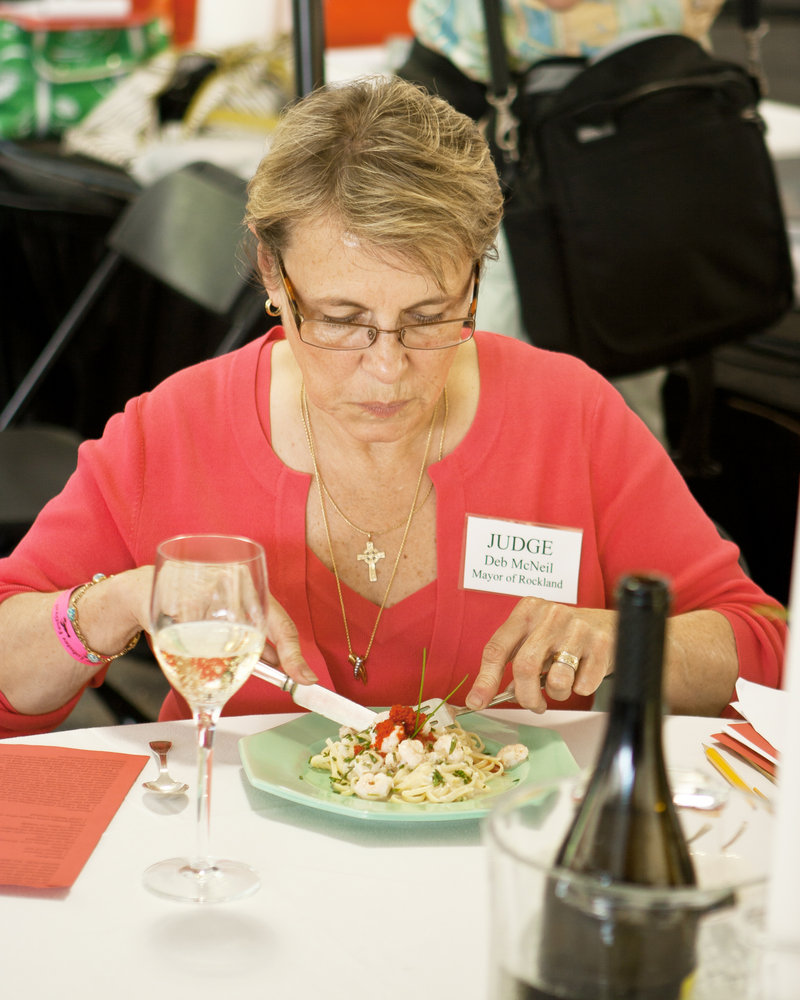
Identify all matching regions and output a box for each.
[349,654,367,683]
[356,537,385,582]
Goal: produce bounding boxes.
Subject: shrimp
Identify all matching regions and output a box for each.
[433,733,467,763]
[496,743,529,769]
[353,772,393,800]
[397,738,426,768]
[350,749,384,778]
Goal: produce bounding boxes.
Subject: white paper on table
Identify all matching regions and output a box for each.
[763,491,800,991]
[732,677,788,755]
[762,100,800,159]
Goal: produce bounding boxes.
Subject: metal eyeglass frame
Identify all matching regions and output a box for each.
[275,254,481,351]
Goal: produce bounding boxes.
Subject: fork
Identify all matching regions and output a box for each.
[438,667,569,720]
[450,684,518,718]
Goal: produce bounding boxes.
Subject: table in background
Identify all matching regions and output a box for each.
[1,711,762,998]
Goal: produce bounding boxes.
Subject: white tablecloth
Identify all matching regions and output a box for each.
[1,711,765,998]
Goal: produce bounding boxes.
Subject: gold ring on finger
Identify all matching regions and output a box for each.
[552,650,579,672]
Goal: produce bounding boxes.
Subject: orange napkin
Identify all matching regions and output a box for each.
[0,744,148,889]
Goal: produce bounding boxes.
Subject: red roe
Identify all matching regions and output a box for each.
[389,704,420,729]
[371,705,429,752]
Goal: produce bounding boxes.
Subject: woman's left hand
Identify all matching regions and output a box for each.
[466,598,617,713]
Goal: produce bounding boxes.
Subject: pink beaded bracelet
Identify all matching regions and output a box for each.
[52,574,141,666]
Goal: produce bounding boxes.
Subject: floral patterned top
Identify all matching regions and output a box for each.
[409,0,726,81]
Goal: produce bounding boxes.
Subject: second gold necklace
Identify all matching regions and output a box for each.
[301,384,443,683]
[314,388,448,581]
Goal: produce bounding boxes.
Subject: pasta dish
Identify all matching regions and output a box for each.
[309,703,529,803]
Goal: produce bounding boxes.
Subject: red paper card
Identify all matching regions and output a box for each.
[725,721,779,761]
[712,730,778,778]
[0,745,148,889]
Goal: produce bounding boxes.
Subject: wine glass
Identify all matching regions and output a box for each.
[143,533,268,903]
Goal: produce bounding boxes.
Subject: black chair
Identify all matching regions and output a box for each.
[1,160,267,723]
[1,159,265,546]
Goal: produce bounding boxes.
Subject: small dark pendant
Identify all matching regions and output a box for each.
[348,654,367,684]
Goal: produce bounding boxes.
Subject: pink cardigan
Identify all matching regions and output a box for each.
[0,330,785,735]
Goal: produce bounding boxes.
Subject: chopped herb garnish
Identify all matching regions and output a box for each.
[414,648,428,735]
[432,769,444,786]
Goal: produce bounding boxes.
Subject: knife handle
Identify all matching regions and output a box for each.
[253,660,297,695]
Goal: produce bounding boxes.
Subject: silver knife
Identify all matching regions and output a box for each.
[253,661,378,731]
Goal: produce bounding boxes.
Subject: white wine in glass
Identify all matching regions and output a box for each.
[143,533,268,903]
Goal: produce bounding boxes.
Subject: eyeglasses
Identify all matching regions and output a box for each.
[276,255,480,351]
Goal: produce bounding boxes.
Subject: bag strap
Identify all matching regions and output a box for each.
[481,0,769,163]
[738,0,770,93]
[481,0,518,165]
[739,0,761,30]
[482,0,511,100]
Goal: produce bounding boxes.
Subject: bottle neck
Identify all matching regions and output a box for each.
[599,697,663,769]
[610,583,668,708]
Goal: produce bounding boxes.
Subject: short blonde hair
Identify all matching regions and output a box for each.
[244,75,503,287]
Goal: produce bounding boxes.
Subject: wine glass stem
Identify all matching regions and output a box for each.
[192,707,220,875]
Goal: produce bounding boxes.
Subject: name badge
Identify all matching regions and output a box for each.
[462,515,583,603]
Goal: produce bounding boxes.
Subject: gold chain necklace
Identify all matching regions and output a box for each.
[313,387,448,581]
[301,384,441,683]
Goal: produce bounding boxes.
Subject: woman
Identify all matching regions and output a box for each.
[0,76,785,737]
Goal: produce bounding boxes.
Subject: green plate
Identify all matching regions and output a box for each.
[238,713,579,822]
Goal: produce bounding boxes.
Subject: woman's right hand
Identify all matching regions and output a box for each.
[258,594,317,684]
[111,570,316,685]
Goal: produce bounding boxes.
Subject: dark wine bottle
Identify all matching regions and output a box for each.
[530,574,698,1000]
